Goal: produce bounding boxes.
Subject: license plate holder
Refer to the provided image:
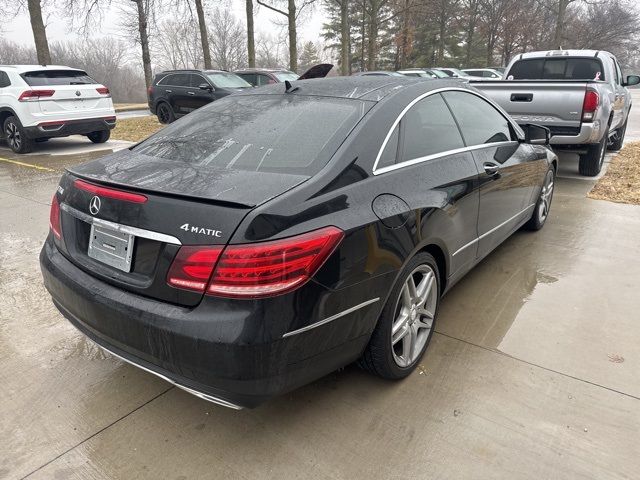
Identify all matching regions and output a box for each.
[88,223,135,272]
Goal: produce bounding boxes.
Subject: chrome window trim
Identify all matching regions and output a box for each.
[61,203,182,245]
[282,298,380,338]
[372,86,524,176]
[452,203,536,257]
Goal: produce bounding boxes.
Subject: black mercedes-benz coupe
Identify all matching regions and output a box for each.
[41,77,556,409]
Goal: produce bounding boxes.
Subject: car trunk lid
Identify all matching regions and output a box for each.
[58,155,307,307]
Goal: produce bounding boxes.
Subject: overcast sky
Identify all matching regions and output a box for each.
[4,1,327,50]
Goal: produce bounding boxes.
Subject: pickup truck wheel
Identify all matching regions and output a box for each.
[524,166,555,231]
[579,127,608,176]
[3,116,34,154]
[608,120,627,151]
[87,130,110,144]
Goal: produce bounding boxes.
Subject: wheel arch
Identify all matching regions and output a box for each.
[417,243,448,295]
[0,107,18,129]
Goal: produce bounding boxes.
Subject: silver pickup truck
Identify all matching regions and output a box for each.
[472,50,640,176]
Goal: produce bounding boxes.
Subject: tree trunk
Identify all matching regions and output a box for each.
[553,0,570,49]
[464,0,478,66]
[437,0,446,64]
[134,0,153,89]
[246,0,255,67]
[366,2,378,70]
[27,0,51,65]
[194,0,212,69]
[360,1,366,71]
[340,0,350,76]
[287,0,297,72]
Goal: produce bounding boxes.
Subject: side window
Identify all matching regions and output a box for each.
[172,74,190,87]
[377,124,400,169]
[400,93,465,161]
[159,74,176,86]
[256,74,273,86]
[615,60,623,85]
[0,71,10,88]
[239,73,257,86]
[443,91,513,146]
[190,74,208,87]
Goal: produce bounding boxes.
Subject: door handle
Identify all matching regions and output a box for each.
[165,89,172,93]
[187,91,195,95]
[483,163,500,175]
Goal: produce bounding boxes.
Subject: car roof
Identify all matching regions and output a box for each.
[0,65,83,73]
[157,69,228,75]
[232,76,470,102]
[234,68,293,74]
[513,49,604,60]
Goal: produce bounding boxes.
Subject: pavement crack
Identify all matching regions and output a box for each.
[19,386,175,480]
[434,330,640,402]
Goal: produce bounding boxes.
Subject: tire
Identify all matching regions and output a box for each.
[524,166,555,231]
[608,119,627,151]
[87,130,111,144]
[156,102,175,124]
[359,252,440,379]
[3,116,33,154]
[579,126,608,176]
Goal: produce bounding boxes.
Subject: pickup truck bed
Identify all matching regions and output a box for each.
[471,79,605,146]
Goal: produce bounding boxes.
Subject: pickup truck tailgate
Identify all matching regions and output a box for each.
[472,81,589,132]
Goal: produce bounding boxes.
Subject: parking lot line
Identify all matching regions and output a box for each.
[0,156,56,172]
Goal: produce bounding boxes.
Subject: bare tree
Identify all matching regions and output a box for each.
[209,7,248,70]
[194,0,213,68]
[155,19,203,70]
[246,0,256,67]
[255,0,315,71]
[0,0,52,64]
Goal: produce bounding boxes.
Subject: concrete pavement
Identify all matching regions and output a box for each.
[1,105,640,479]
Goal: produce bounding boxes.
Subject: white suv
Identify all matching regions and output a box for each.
[0,65,116,154]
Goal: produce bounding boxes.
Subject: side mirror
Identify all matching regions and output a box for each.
[623,75,640,87]
[199,83,214,92]
[523,123,550,145]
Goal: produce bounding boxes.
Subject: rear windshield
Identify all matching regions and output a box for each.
[206,72,252,89]
[21,70,96,86]
[508,58,605,80]
[273,71,299,82]
[132,95,367,176]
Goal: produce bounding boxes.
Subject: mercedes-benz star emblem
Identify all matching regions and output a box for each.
[75,90,81,96]
[89,196,101,215]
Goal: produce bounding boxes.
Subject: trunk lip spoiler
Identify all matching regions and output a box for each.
[61,202,182,245]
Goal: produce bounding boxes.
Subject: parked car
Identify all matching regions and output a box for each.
[398,69,449,79]
[472,50,640,175]
[0,65,116,154]
[41,76,556,409]
[491,66,506,75]
[148,69,252,124]
[234,68,299,86]
[235,65,334,86]
[352,70,405,77]
[433,68,482,79]
[462,68,503,79]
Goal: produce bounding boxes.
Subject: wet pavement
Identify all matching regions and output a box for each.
[2,107,640,479]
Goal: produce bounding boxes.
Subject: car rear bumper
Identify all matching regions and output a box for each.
[24,116,116,139]
[40,237,380,408]
[547,121,602,145]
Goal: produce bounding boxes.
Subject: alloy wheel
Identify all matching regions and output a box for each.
[6,122,21,150]
[538,169,554,223]
[391,264,438,368]
[158,104,171,123]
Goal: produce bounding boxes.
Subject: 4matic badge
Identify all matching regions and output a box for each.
[179,223,222,237]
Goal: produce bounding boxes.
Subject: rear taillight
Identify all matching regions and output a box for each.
[166,226,344,298]
[19,90,55,101]
[147,86,154,97]
[96,87,111,96]
[582,90,600,122]
[74,179,148,203]
[166,246,223,292]
[49,195,61,239]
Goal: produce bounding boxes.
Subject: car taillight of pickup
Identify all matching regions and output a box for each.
[471,49,640,176]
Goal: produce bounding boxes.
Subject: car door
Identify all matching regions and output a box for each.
[0,70,10,110]
[188,74,214,110]
[165,73,191,116]
[375,92,481,277]
[612,58,627,129]
[442,90,546,259]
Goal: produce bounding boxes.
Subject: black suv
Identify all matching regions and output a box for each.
[148,69,252,124]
